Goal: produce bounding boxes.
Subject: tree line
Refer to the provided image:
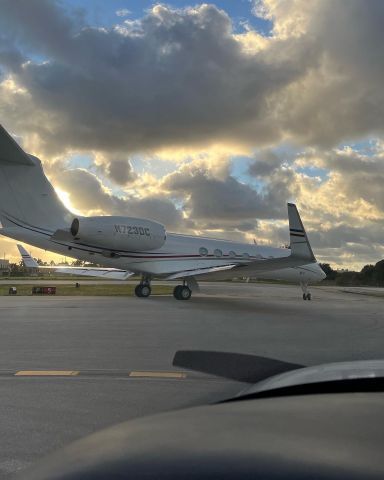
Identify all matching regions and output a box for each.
[320,259,384,286]
[8,259,95,276]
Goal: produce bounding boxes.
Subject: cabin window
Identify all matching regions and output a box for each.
[199,247,208,256]
[214,249,223,257]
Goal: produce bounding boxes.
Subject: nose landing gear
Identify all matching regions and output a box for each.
[300,282,311,301]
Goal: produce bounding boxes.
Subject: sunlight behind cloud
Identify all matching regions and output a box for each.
[55,188,82,216]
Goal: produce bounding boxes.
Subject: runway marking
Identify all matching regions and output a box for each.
[14,370,80,376]
[9,370,190,379]
[129,371,187,379]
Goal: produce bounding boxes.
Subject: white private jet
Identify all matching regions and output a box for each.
[1,124,325,300]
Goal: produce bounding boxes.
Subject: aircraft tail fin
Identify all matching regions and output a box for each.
[17,244,39,268]
[0,125,34,166]
[287,203,316,262]
[0,125,72,230]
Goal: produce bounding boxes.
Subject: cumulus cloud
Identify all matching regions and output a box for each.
[260,0,384,146]
[0,0,315,156]
[94,153,136,185]
[52,168,185,230]
[1,0,384,154]
[245,144,384,268]
[164,166,257,222]
[295,147,384,218]
[248,150,283,177]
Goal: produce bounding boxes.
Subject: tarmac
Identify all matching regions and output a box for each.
[0,281,383,478]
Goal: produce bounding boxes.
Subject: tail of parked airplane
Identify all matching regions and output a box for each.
[287,203,316,262]
[17,243,39,268]
[0,124,72,230]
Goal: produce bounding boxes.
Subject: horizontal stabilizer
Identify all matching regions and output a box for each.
[0,125,34,165]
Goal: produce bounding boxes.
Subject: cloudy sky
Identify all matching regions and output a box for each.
[0,0,383,268]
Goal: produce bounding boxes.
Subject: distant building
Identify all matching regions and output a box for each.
[0,259,10,275]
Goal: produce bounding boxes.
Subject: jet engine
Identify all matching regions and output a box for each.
[70,216,166,251]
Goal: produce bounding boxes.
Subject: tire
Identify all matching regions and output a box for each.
[303,293,307,300]
[173,285,192,300]
[173,285,183,300]
[135,284,151,298]
[140,285,151,298]
[135,285,143,297]
[179,286,192,300]
[307,293,311,301]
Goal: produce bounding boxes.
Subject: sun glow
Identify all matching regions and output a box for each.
[55,188,82,216]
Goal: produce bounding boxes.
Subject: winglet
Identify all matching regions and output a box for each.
[287,203,316,262]
[17,244,39,268]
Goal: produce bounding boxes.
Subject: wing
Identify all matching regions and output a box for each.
[166,264,237,280]
[52,266,134,280]
[17,244,134,280]
[166,203,316,281]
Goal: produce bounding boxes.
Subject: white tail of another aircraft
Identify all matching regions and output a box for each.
[17,243,39,268]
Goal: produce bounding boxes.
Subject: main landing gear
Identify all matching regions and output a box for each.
[135,278,152,298]
[173,283,192,301]
[134,278,194,300]
[300,282,312,301]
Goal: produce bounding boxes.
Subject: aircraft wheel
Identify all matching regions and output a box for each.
[140,284,151,298]
[135,285,143,297]
[303,293,307,300]
[180,286,192,300]
[135,284,151,298]
[307,293,311,301]
[173,285,182,299]
[173,285,192,300]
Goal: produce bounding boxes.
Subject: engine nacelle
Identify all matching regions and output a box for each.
[70,216,166,251]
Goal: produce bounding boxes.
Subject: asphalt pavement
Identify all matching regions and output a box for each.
[0,282,382,477]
